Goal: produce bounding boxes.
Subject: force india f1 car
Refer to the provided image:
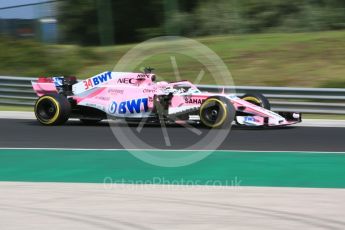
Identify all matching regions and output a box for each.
[31,70,301,128]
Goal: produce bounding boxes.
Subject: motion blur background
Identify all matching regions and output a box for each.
[0,0,344,87]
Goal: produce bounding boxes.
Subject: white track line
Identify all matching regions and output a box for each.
[1,111,345,127]
[294,119,345,127]
[0,147,344,154]
[0,111,35,119]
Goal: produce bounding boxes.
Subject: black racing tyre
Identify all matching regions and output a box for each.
[241,93,270,110]
[80,119,102,125]
[34,93,71,125]
[199,96,235,129]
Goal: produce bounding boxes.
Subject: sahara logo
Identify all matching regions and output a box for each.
[184,98,205,104]
[108,98,149,114]
[83,71,112,90]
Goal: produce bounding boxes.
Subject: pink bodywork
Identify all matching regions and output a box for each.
[32,71,300,126]
[32,81,57,96]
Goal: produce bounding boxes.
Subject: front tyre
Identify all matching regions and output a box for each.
[34,94,71,125]
[199,96,235,129]
[241,93,270,110]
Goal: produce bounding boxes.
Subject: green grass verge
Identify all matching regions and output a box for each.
[303,114,345,120]
[0,149,345,188]
[0,106,33,111]
[1,30,345,87]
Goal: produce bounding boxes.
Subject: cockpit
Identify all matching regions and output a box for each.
[161,81,201,95]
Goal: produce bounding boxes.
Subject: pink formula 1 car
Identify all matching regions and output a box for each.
[32,69,301,127]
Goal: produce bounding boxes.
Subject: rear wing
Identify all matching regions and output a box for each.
[32,76,77,96]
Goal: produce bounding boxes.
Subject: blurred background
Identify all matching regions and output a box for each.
[0,0,344,87]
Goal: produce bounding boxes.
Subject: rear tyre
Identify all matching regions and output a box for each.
[199,96,235,129]
[34,94,71,125]
[241,93,270,110]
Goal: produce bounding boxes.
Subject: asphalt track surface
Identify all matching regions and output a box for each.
[0,118,344,151]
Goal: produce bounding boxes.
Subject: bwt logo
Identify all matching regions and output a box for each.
[83,71,112,90]
[109,98,149,114]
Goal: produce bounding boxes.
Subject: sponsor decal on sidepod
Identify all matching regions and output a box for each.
[184,97,205,104]
[109,98,149,114]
